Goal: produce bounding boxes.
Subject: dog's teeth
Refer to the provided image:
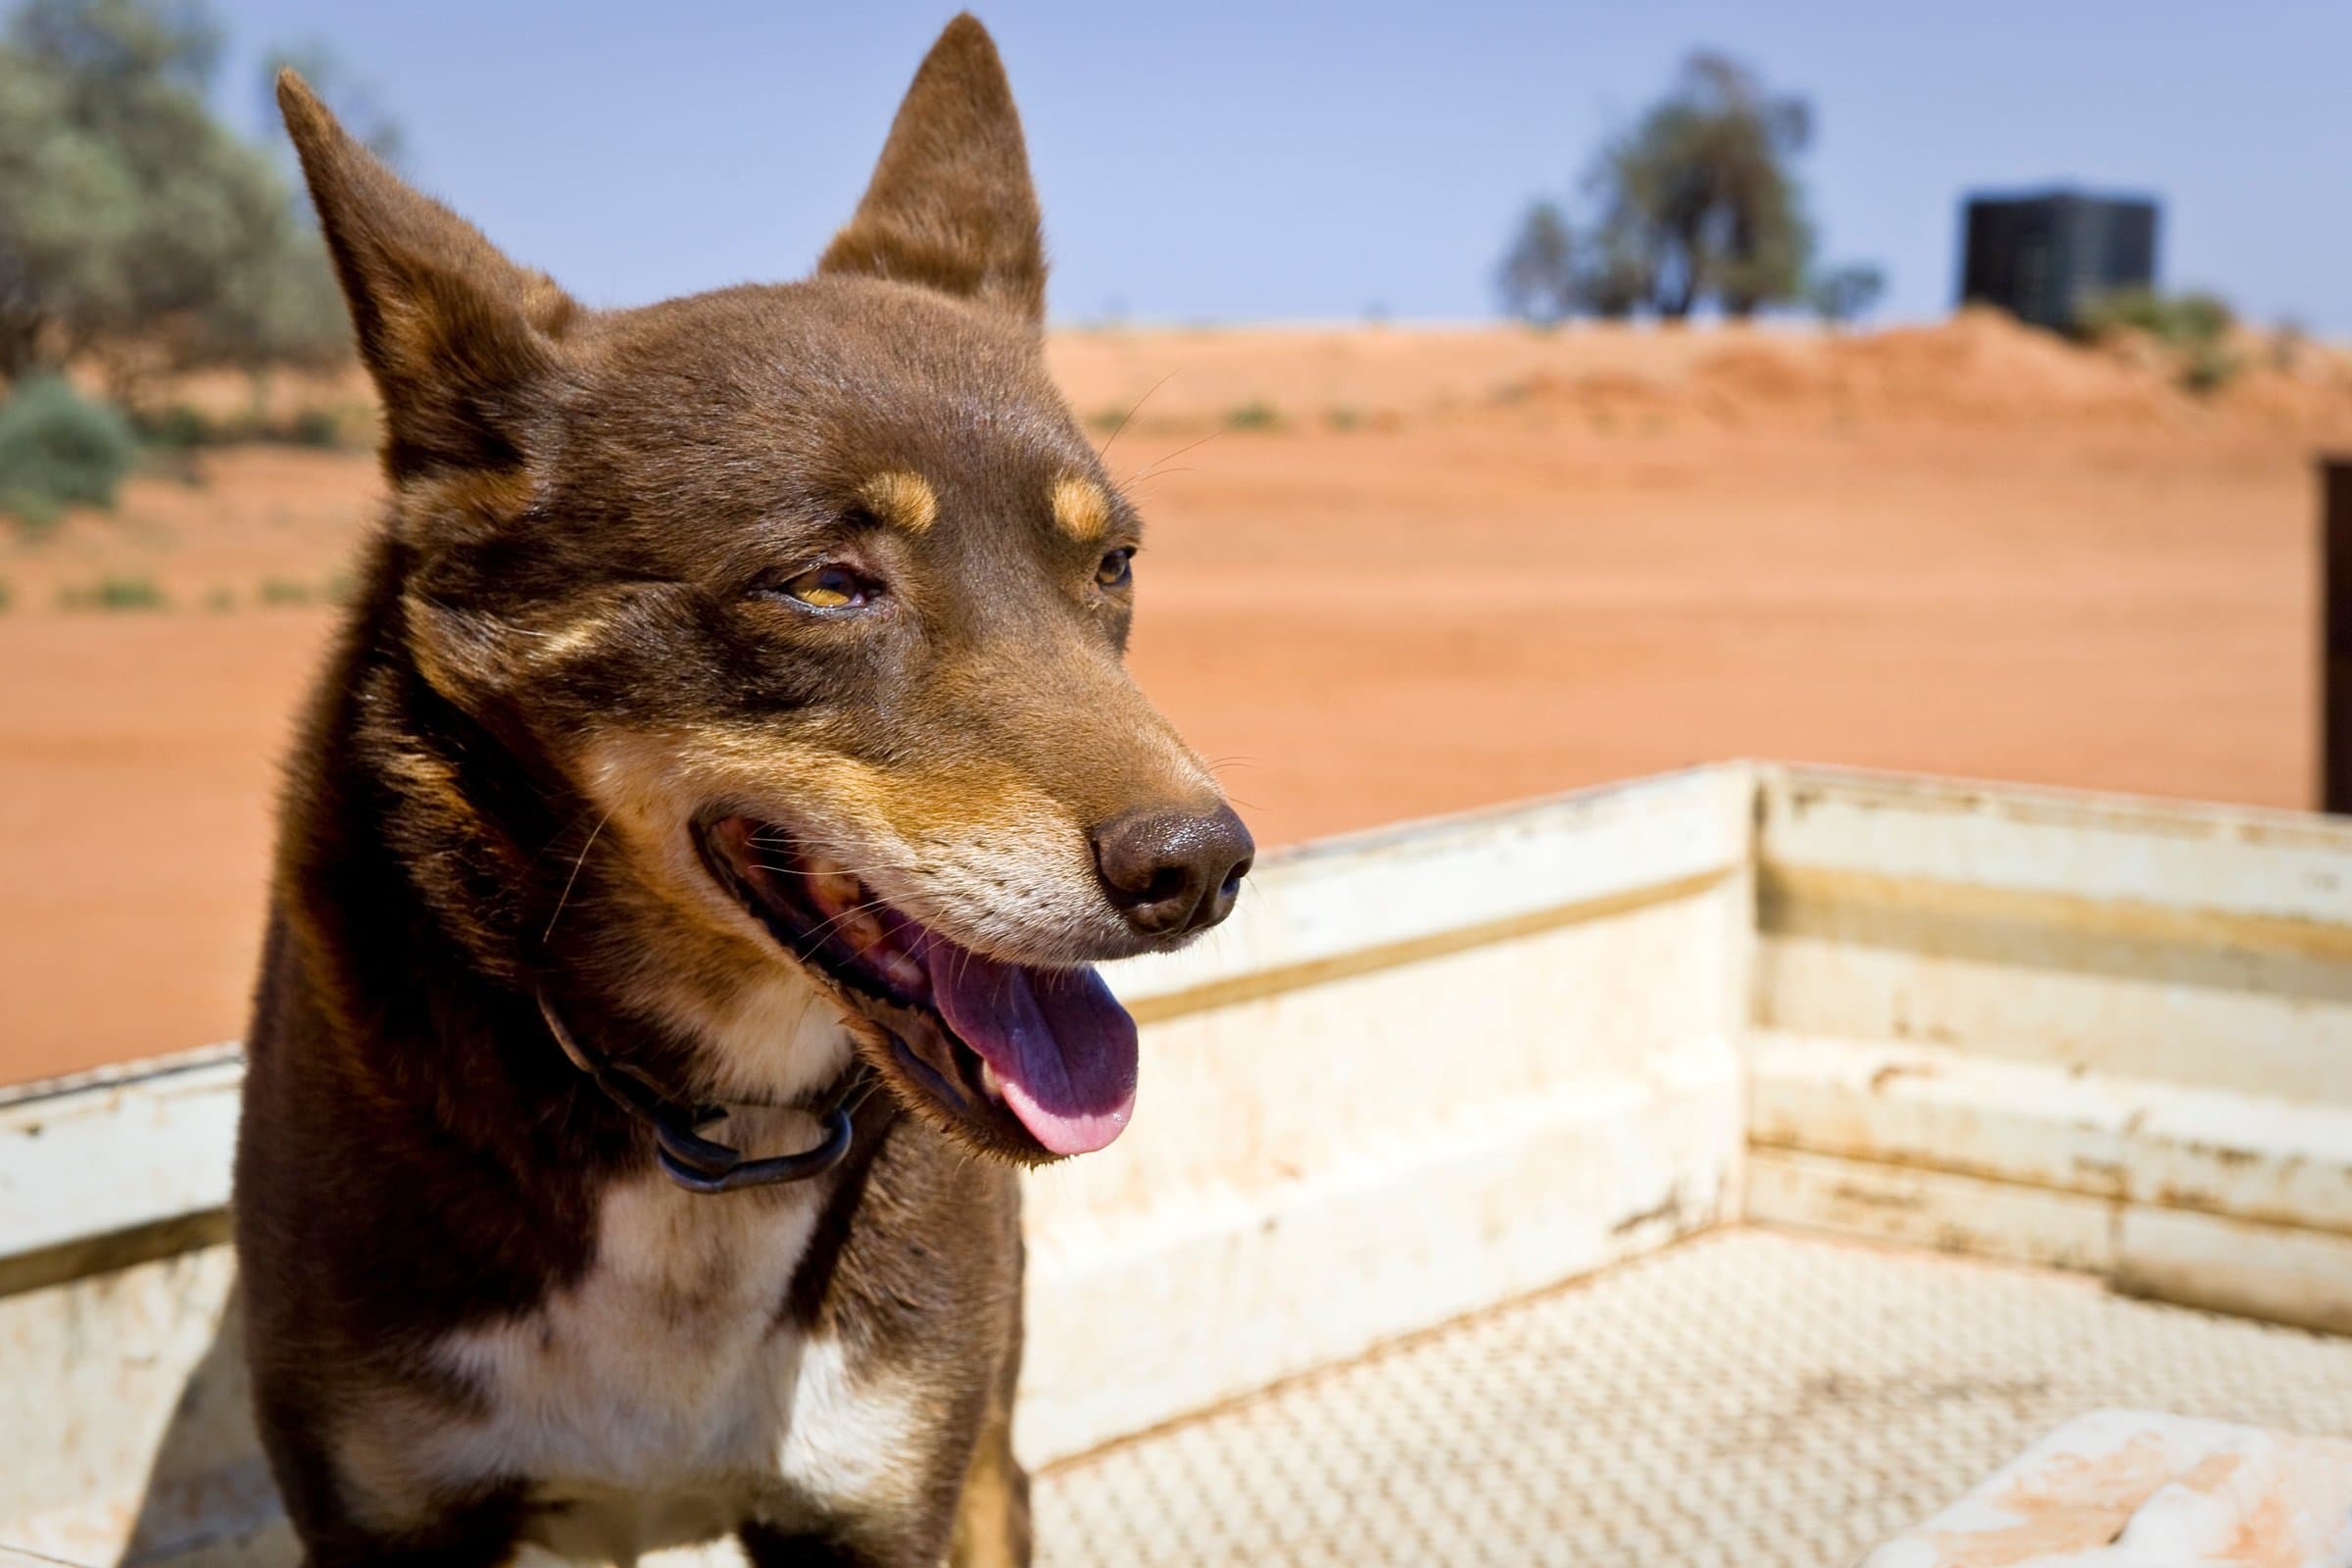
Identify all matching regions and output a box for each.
[840,910,886,952]
[809,869,862,915]
[978,1060,1004,1102]
[876,948,928,996]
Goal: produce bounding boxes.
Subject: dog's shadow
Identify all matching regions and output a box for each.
[117,1284,299,1568]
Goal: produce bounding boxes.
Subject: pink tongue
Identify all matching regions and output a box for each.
[919,939,1138,1154]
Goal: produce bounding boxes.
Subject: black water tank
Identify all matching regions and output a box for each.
[1958,189,2160,331]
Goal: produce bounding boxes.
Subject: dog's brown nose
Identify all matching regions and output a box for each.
[1093,804,1254,938]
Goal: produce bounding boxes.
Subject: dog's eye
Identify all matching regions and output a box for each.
[767,564,877,611]
[1095,548,1135,589]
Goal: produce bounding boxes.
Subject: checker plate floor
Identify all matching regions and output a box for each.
[1032,1228,2352,1567]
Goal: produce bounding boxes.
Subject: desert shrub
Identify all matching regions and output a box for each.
[2082,287,2230,348]
[258,575,313,606]
[0,374,138,530]
[1225,401,1281,431]
[134,399,362,451]
[1327,406,1363,431]
[2082,288,2239,394]
[286,407,344,448]
[132,402,220,449]
[59,570,163,610]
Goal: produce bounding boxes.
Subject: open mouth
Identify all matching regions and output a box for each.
[691,814,1138,1159]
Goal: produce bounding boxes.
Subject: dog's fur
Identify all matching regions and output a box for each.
[233,19,1245,1565]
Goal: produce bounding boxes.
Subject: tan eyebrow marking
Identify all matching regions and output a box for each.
[1050,475,1111,542]
[858,470,937,534]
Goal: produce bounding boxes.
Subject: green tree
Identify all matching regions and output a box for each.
[1587,53,1814,319]
[1496,200,1576,324]
[1574,223,1651,320]
[0,0,353,396]
[2081,287,2240,393]
[1499,51,1851,322]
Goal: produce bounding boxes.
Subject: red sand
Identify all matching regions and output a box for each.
[3,318,2346,1082]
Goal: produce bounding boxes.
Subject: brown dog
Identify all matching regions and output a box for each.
[232,17,1250,1565]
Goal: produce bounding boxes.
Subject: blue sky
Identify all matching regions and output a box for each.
[204,1,2352,332]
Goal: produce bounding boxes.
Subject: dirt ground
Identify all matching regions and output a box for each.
[5,315,2349,1082]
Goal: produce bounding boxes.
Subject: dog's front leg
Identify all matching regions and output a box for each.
[289,1534,522,1568]
[948,1366,1031,1568]
[283,1517,529,1568]
[737,1522,886,1566]
[948,1435,1030,1568]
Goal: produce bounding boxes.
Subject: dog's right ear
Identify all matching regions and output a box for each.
[818,16,1047,327]
[277,70,576,482]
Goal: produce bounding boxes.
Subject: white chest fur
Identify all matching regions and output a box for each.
[423,1122,923,1562]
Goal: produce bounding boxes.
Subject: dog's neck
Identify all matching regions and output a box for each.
[612,958,860,1114]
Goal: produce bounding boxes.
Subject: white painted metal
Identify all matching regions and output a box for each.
[1746,1147,2118,1275]
[1756,768,2352,1106]
[0,1249,258,1566]
[1748,765,2352,1335]
[0,1047,239,1272]
[1753,1032,2352,1233]
[1757,767,2352,927]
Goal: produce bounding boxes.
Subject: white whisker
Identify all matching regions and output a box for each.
[543,809,613,942]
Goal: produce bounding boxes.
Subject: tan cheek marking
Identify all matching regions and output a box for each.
[685,726,1033,837]
[858,470,938,534]
[523,612,616,665]
[1050,475,1111,543]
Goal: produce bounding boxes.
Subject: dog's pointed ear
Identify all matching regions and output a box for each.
[817,15,1047,327]
[278,70,577,480]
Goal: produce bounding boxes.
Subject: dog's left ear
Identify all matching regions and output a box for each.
[818,15,1046,327]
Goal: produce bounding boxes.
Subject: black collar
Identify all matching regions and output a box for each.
[536,987,882,1195]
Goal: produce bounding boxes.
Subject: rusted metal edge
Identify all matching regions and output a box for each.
[0,1209,231,1300]
[1759,861,2352,963]
[0,1043,241,1114]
